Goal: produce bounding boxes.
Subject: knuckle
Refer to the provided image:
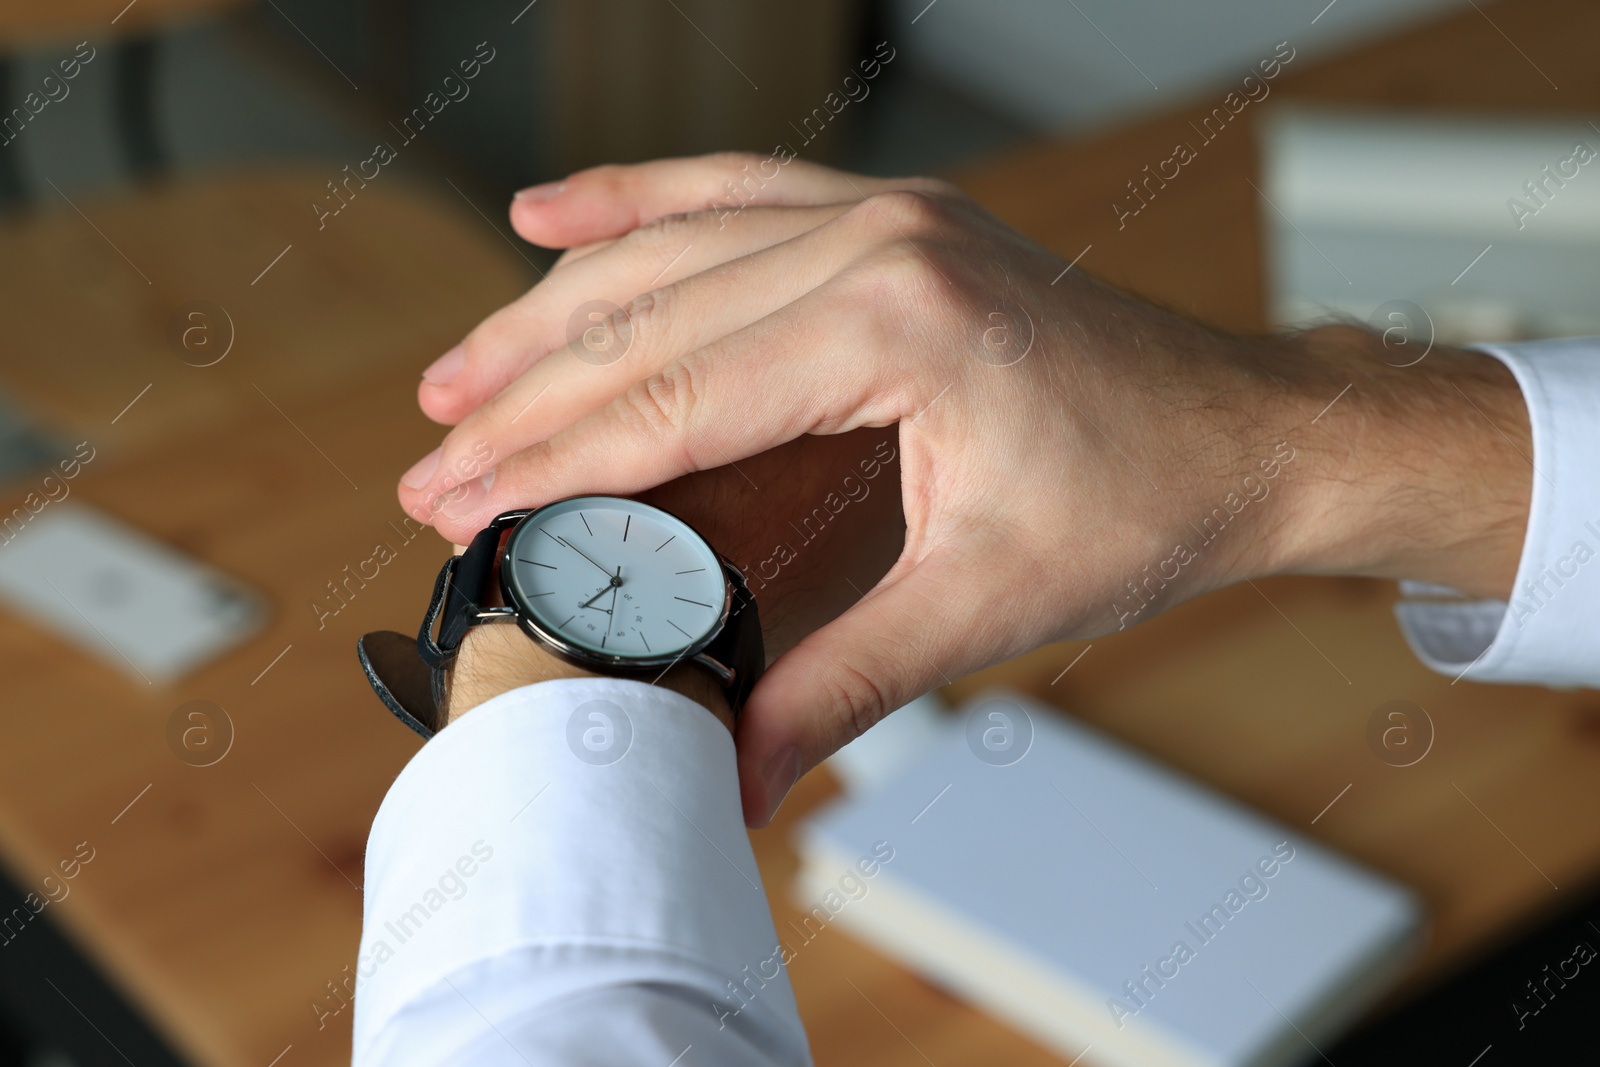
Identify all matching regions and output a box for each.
[611,288,662,362]
[823,660,893,745]
[567,293,650,367]
[854,239,944,308]
[586,163,629,194]
[512,435,554,480]
[618,287,660,330]
[628,209,699,248]
[621,208,725,264]
[623,358,700,438]
[873,239,937,284]
[862,189,951,236]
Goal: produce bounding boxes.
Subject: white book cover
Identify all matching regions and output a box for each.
[795,691,1423,1067]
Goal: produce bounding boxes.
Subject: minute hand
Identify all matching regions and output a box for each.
[555,535,616,580]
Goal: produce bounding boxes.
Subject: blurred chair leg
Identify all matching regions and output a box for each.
[113,37,165,179]
[0,57,26,208]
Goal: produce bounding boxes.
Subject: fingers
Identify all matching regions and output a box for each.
[418,204,852,427]
[404,192,950,534]
[509,151,955,250]
[735,546,997,828]
[549,237,618,271]
[414,272,914,543]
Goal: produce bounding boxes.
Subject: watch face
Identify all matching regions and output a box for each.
[501,496,728,664]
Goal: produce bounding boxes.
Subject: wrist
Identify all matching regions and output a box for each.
[1259,325,1532,598]
[446,624,735,733]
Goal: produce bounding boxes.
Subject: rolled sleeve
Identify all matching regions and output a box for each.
[1395,338,1600,688]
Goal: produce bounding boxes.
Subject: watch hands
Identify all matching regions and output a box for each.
[579,584,613,611]
[556,535,616,580]
[606,567,622,640]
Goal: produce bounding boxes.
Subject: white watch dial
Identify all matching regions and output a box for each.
[504,496,726,660]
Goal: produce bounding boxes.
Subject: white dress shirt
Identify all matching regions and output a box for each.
[1396,338,1600,687]
[356,338,1599,1065]
[354,678,812,1066]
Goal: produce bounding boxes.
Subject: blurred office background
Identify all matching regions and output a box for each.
[4,1,1600,1066]
[4,0,1474,205]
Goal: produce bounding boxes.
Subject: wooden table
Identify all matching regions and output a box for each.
[0,172,536,1067]
[1,1,1599,1064]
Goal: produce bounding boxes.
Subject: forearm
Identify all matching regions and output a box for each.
[1055,290,1534,624]
[1263,325,1532,599]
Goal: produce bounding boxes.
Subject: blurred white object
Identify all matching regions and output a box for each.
[0,505,264,683]
[889,0,1465,131]
[825,690,952,794]
[1260,107,1600,340]
[798,690,1423,1067]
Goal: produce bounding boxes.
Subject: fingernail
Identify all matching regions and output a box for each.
[440,468,495,520]
[401,447,441,490]
[761,747,801,823]
[514,180,566,202]
[422,345,465,385]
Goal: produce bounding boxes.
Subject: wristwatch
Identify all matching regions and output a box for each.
[357,495,763,739]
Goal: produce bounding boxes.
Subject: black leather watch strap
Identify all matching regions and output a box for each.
[359,515,516,740]
[356,629,439,739]
[701,559,764,713]
[418,519,512,673]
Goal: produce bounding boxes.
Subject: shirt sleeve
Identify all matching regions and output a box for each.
[352,677,813,1067]
[1394,337,1600,688]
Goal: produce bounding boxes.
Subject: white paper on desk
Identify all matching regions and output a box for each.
[0,504,265,683]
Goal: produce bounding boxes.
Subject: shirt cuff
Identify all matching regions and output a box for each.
[352,677,810,1065]
[1395,337,1600,687]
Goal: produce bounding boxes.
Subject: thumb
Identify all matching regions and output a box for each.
[736,550,992,827]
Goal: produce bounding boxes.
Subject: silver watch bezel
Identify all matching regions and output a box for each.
[497,496,733,674]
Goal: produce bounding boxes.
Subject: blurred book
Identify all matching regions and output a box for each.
[1259,107,1600,342]
[795,691,1423,1067]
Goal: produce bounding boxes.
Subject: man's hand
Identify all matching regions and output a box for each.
[397,153,1531,827]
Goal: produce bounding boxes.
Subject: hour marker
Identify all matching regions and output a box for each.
[640,633,651,652]
[675,567,705,574]
[559,614,575,627]
[668,620,692,638]
[518,557,558,570]
[580,513,593,536]
[675,596,712,608]
[529,591,555,597]
[656,535,676,552]
[623,515,631,541]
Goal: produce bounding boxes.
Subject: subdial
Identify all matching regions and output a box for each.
[614,590,654,652]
